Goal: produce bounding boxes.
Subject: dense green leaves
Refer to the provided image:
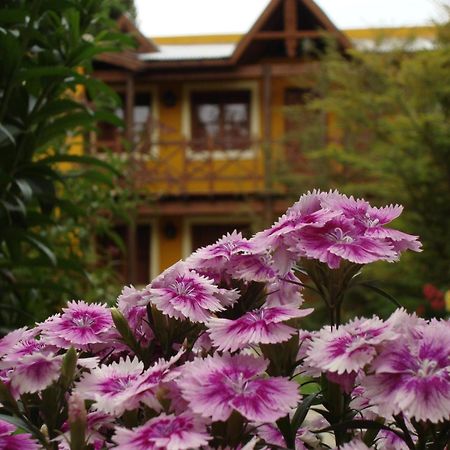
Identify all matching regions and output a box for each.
[282,23,450,315]
[0,0,137,330]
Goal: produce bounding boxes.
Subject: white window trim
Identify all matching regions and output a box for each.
[181,81,260,161]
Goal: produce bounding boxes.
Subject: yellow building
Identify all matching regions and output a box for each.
[92,0,435,285]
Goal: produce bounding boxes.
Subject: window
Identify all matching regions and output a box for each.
[133,92,152,145]
[96,91,152,152]
[191,90,251,151]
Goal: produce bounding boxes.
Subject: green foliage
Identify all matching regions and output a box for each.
[0,0,136,330]
[281,23,450,314]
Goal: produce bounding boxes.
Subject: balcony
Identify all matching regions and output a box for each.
[93,135,272,197]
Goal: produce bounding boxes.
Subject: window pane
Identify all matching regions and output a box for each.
[191,90,251,150]
[223,103,249,149]
[134,92,152,144]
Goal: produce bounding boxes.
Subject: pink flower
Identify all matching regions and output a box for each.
[40,301,113,349]
[117,286,154,347]
[114,413,210,450]
[0,418,39,450]
[75,357,154,416]
[322,194,421,254]
[144,261,237,323]
[177,353,299,422]
[187,230,277,283]
[75,353,181,416]
[295,216,398,269]
[10,352,62,394]
[305,316,398,375]
[335,439,370,450]
[251,191,338,274]
[362,320,450,423]
[207,305,313,352]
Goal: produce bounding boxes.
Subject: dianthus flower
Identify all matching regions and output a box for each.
[362,320,450,423]
[117,285,154,347]
[305,316,398,375]
[0,328,56,371]
[251,190,338,274]
[335,439,370,450]
[321,194,422,254]
[187,231,276,283]
[0,419,39,450]
[75,357,154,416]
[294,216,398,269]
[40,301,113,349]
[207,304,313,352]
[143,261,237,323]
[177,353,299,422]
[114,413,210,450]
[75,353,181,416]
[10,352,62,394]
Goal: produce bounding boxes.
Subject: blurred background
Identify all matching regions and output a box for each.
[0,0,448,331]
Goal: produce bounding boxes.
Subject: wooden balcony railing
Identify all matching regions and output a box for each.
[93,136,271,196]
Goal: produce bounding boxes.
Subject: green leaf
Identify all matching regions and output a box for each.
[0,123,16,145]
[15,179,34,202]
[359,282,402,308]
[291,392,321,433]
[23,235,57,266]
[31,99,87,124]
[19,66,73,80]
[0,9,27,24]
[0,414,32,433]
[36,112,94,146]
[40,154,121,176]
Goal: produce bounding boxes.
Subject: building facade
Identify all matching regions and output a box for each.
[92,0,433,285]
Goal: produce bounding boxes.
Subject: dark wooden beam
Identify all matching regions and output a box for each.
[133,62,320,82]
[93,70,128,82]
[284,0,298,58]
[253,30,322,40]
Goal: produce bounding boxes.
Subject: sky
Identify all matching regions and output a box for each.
[135,0,446,38]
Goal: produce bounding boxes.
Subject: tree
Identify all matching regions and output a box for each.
[0,0,136,330]
[280,22,450,314]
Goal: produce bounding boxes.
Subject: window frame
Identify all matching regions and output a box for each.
[182,81,260,160]
[93,85,159,161]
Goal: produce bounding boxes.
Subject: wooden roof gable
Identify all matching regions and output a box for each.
[95,15,159,72]
[231,0,351,64]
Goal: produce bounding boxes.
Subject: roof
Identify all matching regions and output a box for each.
[96,2,438,71]
[139,44,236,61]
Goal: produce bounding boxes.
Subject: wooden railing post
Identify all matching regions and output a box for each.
[263,64,274,227]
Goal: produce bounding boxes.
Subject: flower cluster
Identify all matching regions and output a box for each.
[0,190,446,450]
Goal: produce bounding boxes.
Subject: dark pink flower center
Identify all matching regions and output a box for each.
[101,375,136,394]
[152,418,187,436]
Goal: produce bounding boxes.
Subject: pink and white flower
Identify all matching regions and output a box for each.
[177,353,299,422]
[40,301,113,349]
[207,305,313,352]
[144,261,237,323]
[75,357,154,416]
[362,320,450,423]
[0,418,39,450]
[305,316,398,375]
[10,352,62,394]
[294,216,398,269]
[114,413,210,450]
